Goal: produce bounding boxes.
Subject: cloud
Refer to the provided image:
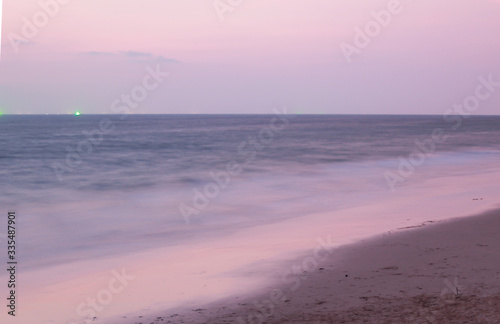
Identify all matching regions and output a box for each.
[2,39,36,48]
[122,51,154,58]
[82,51,179,63]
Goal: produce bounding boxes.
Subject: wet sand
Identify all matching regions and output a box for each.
[117,207,500,323]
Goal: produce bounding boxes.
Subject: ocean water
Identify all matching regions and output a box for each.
[2,114,500,270]
[2,114,500,323]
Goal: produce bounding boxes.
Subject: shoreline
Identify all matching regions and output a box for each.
[112,207,500,323]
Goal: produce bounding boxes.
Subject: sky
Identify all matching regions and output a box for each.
[0,0,500,115]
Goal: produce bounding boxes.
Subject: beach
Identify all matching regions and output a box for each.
[118,208,500,323]
[1,116,500,324]
[3,0,500,322]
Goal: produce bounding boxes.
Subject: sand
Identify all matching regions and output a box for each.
[116,208,500,323]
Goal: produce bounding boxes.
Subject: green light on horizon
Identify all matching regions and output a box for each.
[75,111,81,116]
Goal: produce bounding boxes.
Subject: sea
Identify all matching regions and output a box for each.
[1,114,500,323]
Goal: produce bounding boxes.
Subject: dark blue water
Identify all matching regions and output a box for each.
[1,114,500,269]
[2,114,500,194]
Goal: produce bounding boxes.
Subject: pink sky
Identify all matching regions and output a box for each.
[1,0,500,114]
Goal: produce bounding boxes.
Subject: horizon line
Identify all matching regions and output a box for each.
[1,113,500,117]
